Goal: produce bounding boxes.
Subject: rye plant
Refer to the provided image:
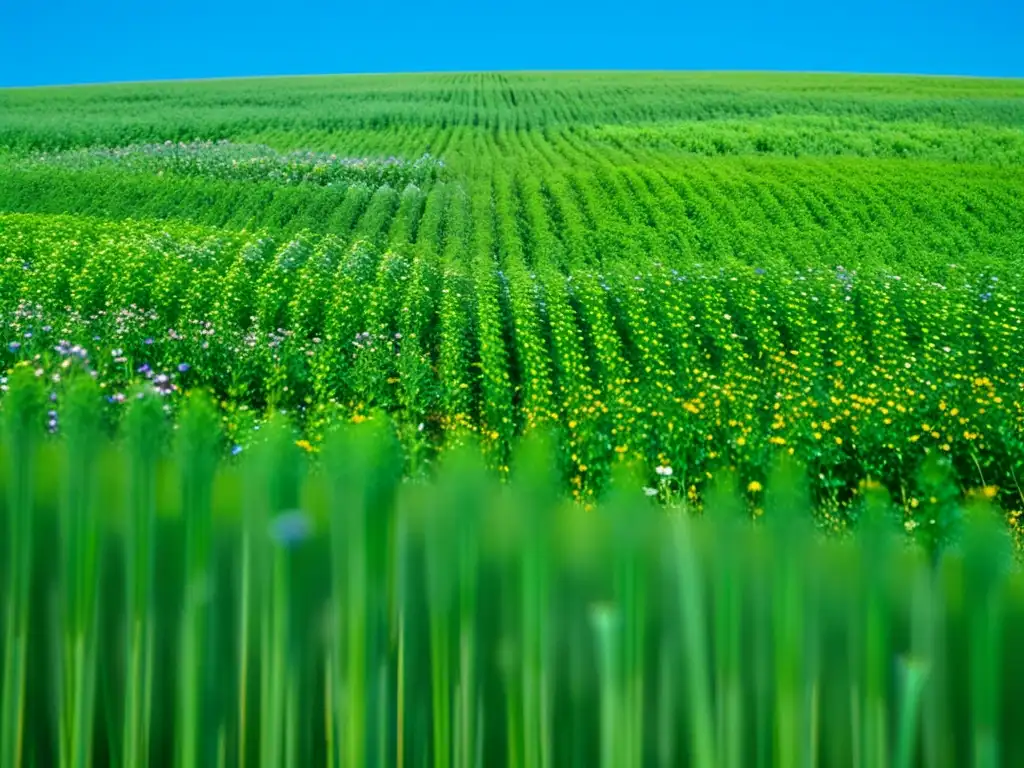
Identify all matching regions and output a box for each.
[1,376,1022,766]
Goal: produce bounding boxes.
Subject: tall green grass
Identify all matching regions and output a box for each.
[1,367,1023,767]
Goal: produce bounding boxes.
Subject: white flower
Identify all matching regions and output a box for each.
[643,487,658,497]
[655,465,673,478]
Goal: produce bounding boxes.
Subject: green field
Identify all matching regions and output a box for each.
[2,71,1024,767]
[3,71,1023,518]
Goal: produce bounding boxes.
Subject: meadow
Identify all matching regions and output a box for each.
[1,71,1024,765]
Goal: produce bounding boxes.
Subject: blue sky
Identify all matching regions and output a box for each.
[1,0,1021,87]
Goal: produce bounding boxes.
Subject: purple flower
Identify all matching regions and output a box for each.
[144,338,154,345]
[178,363,190,373]
[137,363,151,375]
[7,342,20,352]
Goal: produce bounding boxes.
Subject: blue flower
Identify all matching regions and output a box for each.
[269,509,312,547]
[231,444,243,456]
[7,342,20,352]
[178,363,190,373]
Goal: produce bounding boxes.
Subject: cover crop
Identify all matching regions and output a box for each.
[2,70,1024,768]
[1,71,1023,523]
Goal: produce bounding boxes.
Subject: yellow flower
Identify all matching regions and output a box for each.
[834,437,843,446]
[747,480,763,493]
[295,439,316,453]
[982,485,998,499]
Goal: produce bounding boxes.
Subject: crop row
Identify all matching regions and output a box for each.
[585,115,1024,165]
[25,140,447,187]
[2,150,1020,278]
[2,212,1022,526]
[3,72,1023,152]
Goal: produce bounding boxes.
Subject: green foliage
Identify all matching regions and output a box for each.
[1,415,1023,765]
[5,67,1024,768]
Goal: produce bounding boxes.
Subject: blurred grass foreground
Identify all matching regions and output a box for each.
[1,366,1022,768]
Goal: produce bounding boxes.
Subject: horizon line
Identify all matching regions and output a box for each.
[3,66,1022,91]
